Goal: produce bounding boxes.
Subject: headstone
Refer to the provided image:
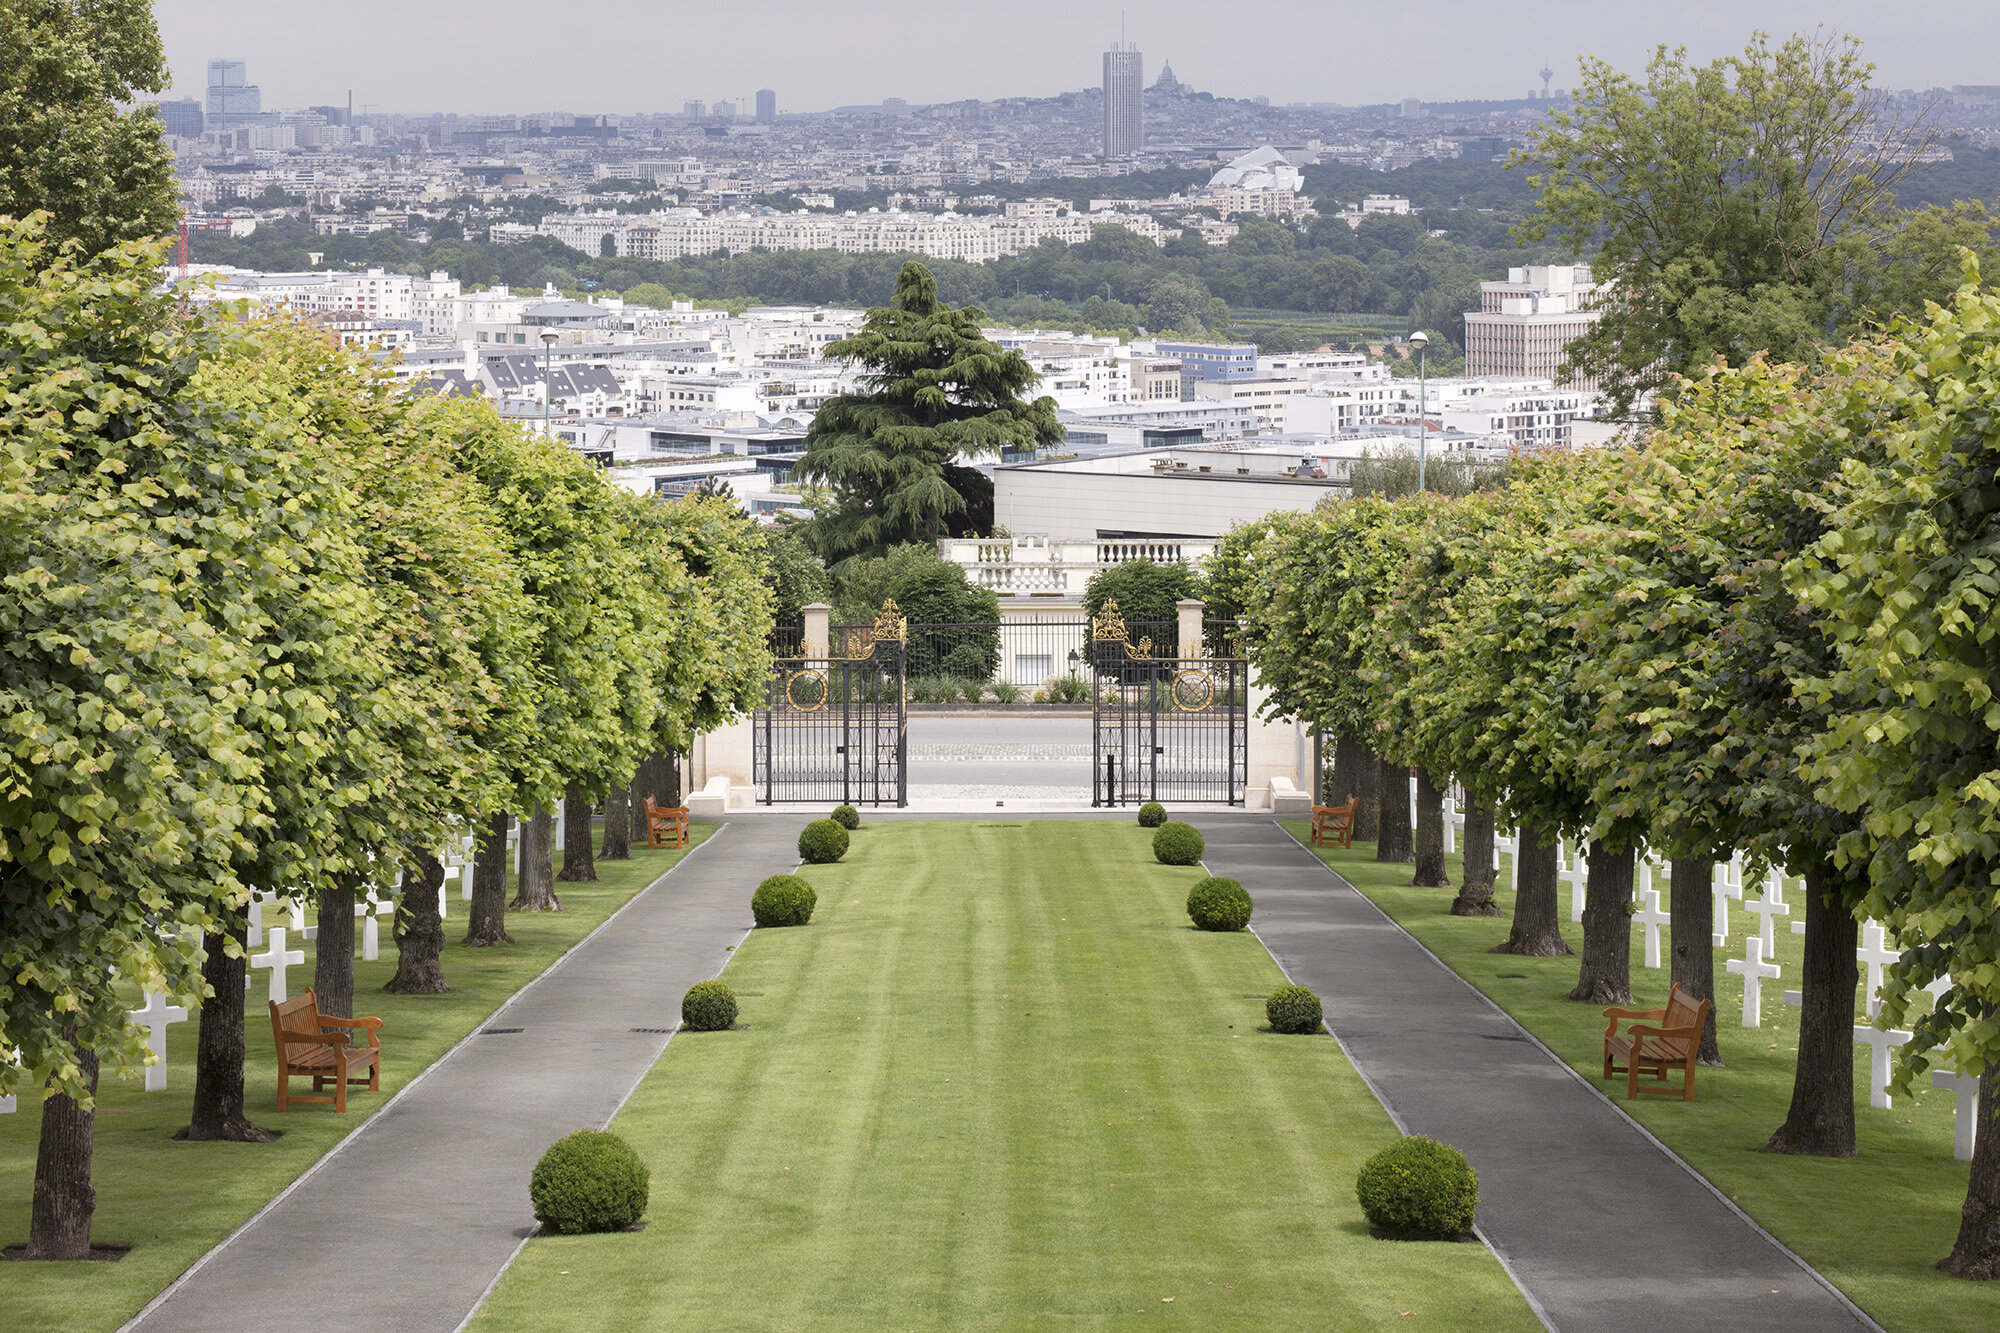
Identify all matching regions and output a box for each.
[1560,840,1589,924]
[1493,826,1518,882]
[1853,1023,1913,1110]
[248,890,275,948]
[1442,788,1459,855]
[1746,869,1790,955]
[1711,857,1745,947]
[1725,936,1780,1027]
[0,1052,17,1113]
[286,891,317,943]
[1932,1068,1982,1162]
[356,892,394,962]
[1634,886,1671,970]
[128,991,189,1093]
[252,926,305,1005]
[1856,921,1899,1019]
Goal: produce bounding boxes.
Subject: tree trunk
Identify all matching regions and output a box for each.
[1570,840,1634,1006]
[1492,823,1571,956]
[511,806,561,913]
[1669,855,1722,1065]
[1334,734,1379,842]
[558,786,597,882]
[1941,1014,2000,1278]
[1411,768,1449,887]
[176,912,278,1142]
[1452,798,1500,916]
[25,1026,98,1259]
[463,812,513,947]
[1375,757,1413,863]
[386,851,451,994]
[601,784,632,860]
[313,884,355,1019]
[1763,861,1858,1157]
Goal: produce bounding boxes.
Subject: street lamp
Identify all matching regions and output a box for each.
[1408,329,1430,491]
[540,329,559,438]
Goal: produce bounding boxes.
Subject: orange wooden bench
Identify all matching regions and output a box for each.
[1602,984,1712,1101]
[642,795,689,849]
[1311,796,1359,848]
[269,989,382,1113]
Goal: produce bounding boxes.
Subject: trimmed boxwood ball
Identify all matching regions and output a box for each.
[830,803,862,830]
[529,1129,650,1235]
[798,818,849,863]
[1267,983,1323,1034]
[1151,820,1204,866]
[681,979,738,1031]
[1136,801,1167,828]
[1355,1135,1479,1240]
[1187,876,1253,931]
[752,873,817,927]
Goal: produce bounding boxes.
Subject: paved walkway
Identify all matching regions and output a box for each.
[124,820,801,1333]
[1193,814,1879,1333]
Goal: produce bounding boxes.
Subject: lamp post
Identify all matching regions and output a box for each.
[1408,329,1429,491]
[540,329,559,438]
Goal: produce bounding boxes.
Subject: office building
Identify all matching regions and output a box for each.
[1462,265,1602,390]
[148,99,203,139]
[1102,42,1143,157]
[755,89,776,123]
[1155,341,1256,396]
[206,59,260,129]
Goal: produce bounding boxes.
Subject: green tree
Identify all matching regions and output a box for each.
[1082,558,1197,657]
[799,262,1061,559]
[1790,273,2000,1265]
[0,1,178,258]
[1515,31,1961,416]
[762,525,832,631]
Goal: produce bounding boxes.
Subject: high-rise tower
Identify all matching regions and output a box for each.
[1102,41,1143,156]
[756,89,776,123]
[206,58,260,131]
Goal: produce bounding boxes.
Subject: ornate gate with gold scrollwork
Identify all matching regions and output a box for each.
[754,603,907,806]
[1089,601,1247,807]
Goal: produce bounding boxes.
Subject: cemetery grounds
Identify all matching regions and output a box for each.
[0,831,715,1333]
[471,819,1541,1331]
[1286,825,2000,1333]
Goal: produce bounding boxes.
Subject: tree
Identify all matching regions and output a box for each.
[1789,271,2000,1268]
[798,262,1061,559]
[0,1,178,259]
[1515,31,1960,416]
[1082,558,1198,658]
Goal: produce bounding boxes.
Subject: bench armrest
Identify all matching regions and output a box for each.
[1602,1006,1667,1039]
[1627,1022,1699,1042]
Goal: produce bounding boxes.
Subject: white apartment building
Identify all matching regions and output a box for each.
[1190,377,1319,431]
[1463,265,1603,390]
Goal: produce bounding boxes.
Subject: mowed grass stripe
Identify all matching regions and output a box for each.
[473,821,1539,1331]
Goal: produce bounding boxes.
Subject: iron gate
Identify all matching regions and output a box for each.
[754,605,907,806]
[1090,601,1247,806]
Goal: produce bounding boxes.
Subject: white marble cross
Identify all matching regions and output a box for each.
[1561,840,1590,923]
[1856,921,1900,1019]
[356,892,395,962]
[248,890,278,948]
[0,1051,17,1113]
[252,926,305,1004]
[1442,789,1459,855]
[1746,869,1790,955]
[1493,826,1518,883]
[1726,936,1780,1027]
[1711,857,1744,947]
[284,891,318,943]
[1932,1068,1983,1161]
[1853,1023,1914,1110]
[1634,886,1671,969]
[128,991,189,1093]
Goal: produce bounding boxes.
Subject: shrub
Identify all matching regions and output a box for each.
[798,819,849,863]
[751,873,817,927]
[960,678,988,704]
[830,804,861,830]
[681,979,738,1031]
[1136,801,1167,828]
[989,679,1021,704]
[1266,984,1323,1033]
[530,1130,650,1235]
[1040,674,1091,704]
[1152,821,1204,866]
[1355,1136,1479,1240]
[1187,876,1253,931]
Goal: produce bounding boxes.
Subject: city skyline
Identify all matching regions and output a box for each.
[151,0,2000,117]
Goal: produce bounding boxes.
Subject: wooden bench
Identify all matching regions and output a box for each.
[1311,796,1359,849]
[1602,984,1712,1101]
[269,989,382,1113]
[642,795,689,849]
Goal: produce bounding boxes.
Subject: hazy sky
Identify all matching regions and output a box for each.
[153,0,1999,115]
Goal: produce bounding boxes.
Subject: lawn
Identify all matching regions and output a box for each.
[472,819,1540,1332]
[1282,824,2000,1333]
[0,829,713,1333]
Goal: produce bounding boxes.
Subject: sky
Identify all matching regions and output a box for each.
[152,0,2000,115]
